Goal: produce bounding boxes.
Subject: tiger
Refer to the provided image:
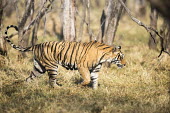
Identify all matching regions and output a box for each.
[4,25,126,89]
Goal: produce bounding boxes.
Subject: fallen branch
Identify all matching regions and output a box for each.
[118,0,170,57]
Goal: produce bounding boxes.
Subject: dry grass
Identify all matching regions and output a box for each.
[1,8,170,113]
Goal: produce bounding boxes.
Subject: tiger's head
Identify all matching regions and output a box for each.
[111,46,126,68]
[102,46,126,68]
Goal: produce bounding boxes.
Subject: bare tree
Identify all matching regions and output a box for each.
[148,5,158,50]
[4,0,14,17]
[77,0,86,42]
[147,0,170,55]
[99,0,126,46]
[0,0,7,56]
[77,0,92,42]
[95,0,101,6]
[4,0,54,59]
[62,0,76,41]
[160,21,170,54]
[51,17,63,40]
[86,0,92,41]
[147,0,170,22]
[7,0,54,40]
[17,0,33,59]
[118,0,170,57]
[30,0,42,46]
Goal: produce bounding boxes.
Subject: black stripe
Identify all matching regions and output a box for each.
[97,43,105,47]
[78,43,88,62]
[46,42,50,54]
[49,74,57,76]
[14,26,18,31]
[102,46,111,49]
[34,66,45,74]
[62,43,71,64]
[69,42,77,65]
[10,25,14,27]
[31,71,37,78]
[41,43,45,57]
[13,45,16,48]
[5,31,7,35]
[36,45,40,58]
[7,26,10,29]
[23,46,32,52]
[59,43,65,61]
[53,42,58,61]
[51,41,56,53]
[56,43,62,61]
[81,41,95,63]
[99,52,108,63]
[47,69,58,72]
[75,43,81,62]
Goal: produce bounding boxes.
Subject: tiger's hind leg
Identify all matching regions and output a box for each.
[46,65,59,88]
[90,64,102,89]
[26,59,46,82]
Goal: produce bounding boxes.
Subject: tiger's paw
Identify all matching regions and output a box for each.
[25,77,33,83]
[77,82,90,88]
[92,86,98,90]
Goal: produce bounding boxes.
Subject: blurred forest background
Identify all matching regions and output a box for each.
[0,0,170,113]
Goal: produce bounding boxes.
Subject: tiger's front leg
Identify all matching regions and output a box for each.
[78,67,91,86]
[90,72,98,90]
[90,64,102,89]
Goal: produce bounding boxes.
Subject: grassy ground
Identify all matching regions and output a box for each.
[0,7,170,113]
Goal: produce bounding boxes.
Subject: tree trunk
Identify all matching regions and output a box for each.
[95,0,100,6]
[17,0,33,59]
[30,0,39,46]
[4,0,14,17]
[31,22,39,46]
[147,0,170,22]
[160,21,170,53]
[148,5,158,50]
[86,0,92,41]
[102,0,126,46]
[78,0,86,42]
[0,0,7,56]
[51,17,63,41]
[97,9,106,43]
[165,25,170,53]
[135,0,146,17]
[63,0,76,41]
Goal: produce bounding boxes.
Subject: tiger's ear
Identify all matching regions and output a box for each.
[113,46,121,52]
[117,46,121,50]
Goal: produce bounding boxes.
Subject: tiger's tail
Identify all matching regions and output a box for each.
[4,25,32,52]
